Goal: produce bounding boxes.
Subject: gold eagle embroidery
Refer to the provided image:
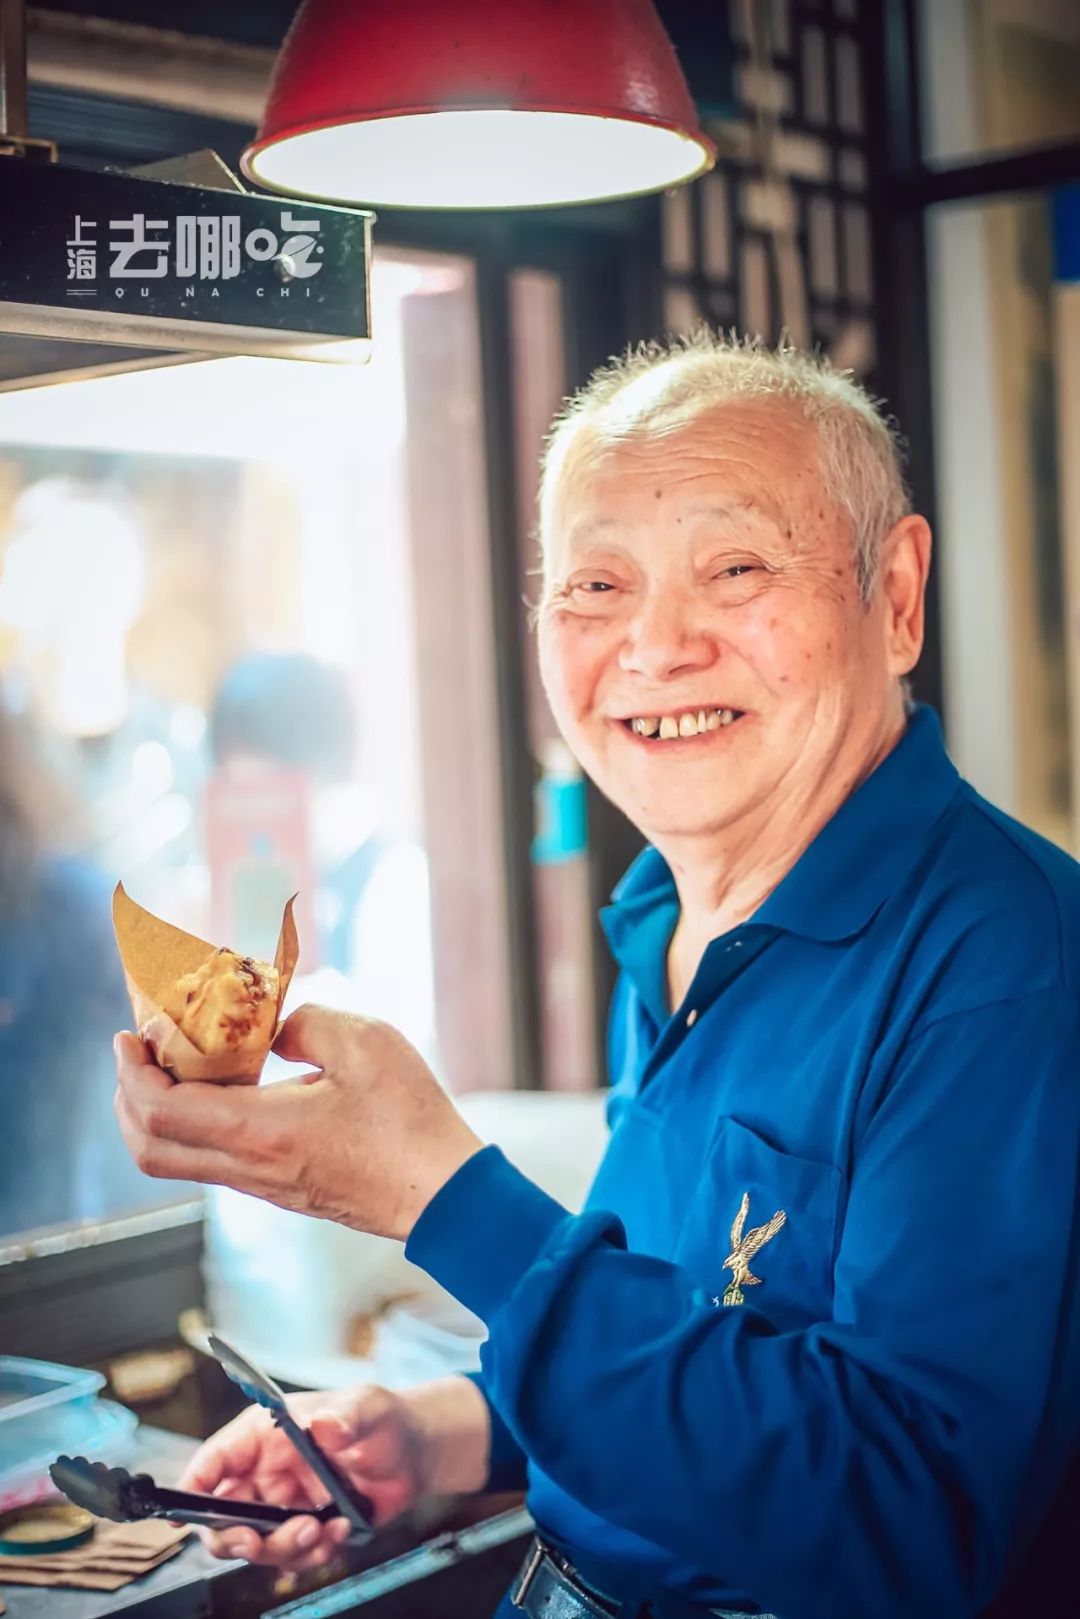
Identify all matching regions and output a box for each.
[722,1191,787,1306]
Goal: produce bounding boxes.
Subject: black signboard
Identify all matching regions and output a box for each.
[0,158,373,357]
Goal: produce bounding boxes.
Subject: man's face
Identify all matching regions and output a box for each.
[537,401,902,845]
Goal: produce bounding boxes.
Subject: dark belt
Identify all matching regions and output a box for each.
[509,1537,779,1619]
[510,1538,639,1618]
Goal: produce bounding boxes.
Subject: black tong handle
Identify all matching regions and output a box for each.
[152,1484,339,1534]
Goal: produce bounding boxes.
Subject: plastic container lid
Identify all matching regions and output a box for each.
[0,1502,96,1555]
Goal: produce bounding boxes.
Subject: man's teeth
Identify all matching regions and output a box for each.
[630,708,738,738]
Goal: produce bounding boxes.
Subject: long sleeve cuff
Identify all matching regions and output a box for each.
[405,1144,569,1322]
[462,1369,528,1492]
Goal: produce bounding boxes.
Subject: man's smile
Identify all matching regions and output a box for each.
[613,707,749,747]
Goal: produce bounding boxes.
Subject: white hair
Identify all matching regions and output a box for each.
[538,328,911,603]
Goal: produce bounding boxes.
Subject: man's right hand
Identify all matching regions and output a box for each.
[178,1374,493,1573]
[177,1384,426,1572]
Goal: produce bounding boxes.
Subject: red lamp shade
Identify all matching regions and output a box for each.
[242,0,716,209]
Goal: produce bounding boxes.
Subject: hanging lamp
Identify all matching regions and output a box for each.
[241,0,716,210]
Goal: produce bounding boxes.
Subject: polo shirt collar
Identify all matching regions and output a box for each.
[755,704,960,939]
[601,705,961,966]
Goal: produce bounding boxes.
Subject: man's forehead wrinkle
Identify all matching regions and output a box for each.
[583,431,818,505]
[575,452,795,501]
[682,499,779,530]
[560,465,795,536]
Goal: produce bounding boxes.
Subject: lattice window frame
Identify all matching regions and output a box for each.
[662,0,876,377]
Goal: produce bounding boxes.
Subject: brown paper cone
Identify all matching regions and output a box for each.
[113,883,299,1084]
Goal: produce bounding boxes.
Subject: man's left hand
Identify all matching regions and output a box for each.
[113,1006,484,1241]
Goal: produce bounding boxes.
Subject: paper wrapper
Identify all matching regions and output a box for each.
[113,883,299,1084]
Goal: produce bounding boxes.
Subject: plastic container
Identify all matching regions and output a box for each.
[0,1358,137,1510]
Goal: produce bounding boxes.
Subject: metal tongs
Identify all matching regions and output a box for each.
[49,1332,375,1543]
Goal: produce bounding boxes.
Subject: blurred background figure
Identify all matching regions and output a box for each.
[0,693,154,1237]
[0,476,145,741]
[0,475,207,896]
[206,651,437,1068]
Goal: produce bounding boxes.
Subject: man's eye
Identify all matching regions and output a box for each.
[574,580,615,594]
[717,564,756,579]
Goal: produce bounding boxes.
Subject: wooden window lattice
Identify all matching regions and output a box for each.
[663,0,875,376]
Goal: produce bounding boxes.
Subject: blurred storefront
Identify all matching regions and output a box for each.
[0,249,513,1243]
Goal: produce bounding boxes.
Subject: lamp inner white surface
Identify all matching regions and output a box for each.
[247,109,711,208]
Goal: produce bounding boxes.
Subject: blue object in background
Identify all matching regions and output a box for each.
[1052,183,1080,284]
[532,743,588,865]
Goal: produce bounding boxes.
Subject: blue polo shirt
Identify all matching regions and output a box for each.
[407,706,1080,1619]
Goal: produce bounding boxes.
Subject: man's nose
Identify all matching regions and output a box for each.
[617,589,715,682]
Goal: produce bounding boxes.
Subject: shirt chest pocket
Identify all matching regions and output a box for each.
[674,1116,842,1331]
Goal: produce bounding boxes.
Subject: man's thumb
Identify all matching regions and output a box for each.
[272,1003,342,1068]
[308,1414,354,1452]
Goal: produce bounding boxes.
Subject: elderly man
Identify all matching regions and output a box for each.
[115,334,1080,1619]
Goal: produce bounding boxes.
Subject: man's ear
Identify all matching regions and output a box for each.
[879,514,932,678]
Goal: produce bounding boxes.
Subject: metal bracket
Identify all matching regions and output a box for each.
[127,148,249,194]
[0,132,56,160]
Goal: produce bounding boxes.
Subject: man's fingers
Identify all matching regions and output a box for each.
[202,1489,323,1569]
[206,1515,351,1571]
[253,1472,313,1511]
[178,1428,261,1495]
[288,1541,342,1575]
[206,1526,265,1564]
[114,1038,176,1117]
[201,1482,263,1563]
[113,1040,268,1188]
[115,1057,248,1150]
[114,1090,241,1185]
[254,1514,330,1568]
[114,1031,157,1071]
[249,1462,322,1514]
[115,1030,263,1157]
